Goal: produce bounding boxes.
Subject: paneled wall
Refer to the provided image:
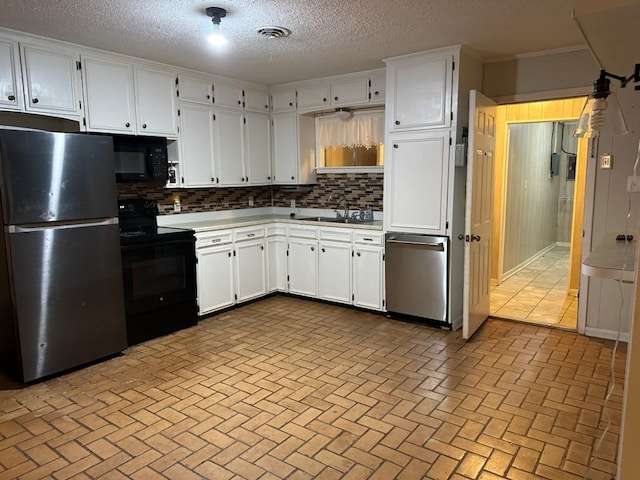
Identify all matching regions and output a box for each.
[502,122,557,274]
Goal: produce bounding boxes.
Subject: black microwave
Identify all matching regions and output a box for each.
[111,134,168,184]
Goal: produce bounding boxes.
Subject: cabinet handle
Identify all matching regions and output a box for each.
[291,176,294,180]
[334,96,338,101]
[238,100,242,105]
[322,97,327,102]
[32,98,39,104]
[142,123,147,129]
[267,176,271,180]
[393,144,398,149]
[363,238,373,242]
[289,102,293,106]
[207,95,211,99]
[228,252,231,257]
[374,91,380,96]
[357,252,361,257]
[125,122,131,128]
[7,94,15,101]
[395,120,400,125]
[265,104,269,109]
[321,248,325,253]
[311,246,315,252]
[261,245,264,250]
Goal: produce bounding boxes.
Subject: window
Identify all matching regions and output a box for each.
[316,110,384,171]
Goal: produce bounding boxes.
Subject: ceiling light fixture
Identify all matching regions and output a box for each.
[206,6,227,46]
[574,65,639,138]
[334,108,352,120]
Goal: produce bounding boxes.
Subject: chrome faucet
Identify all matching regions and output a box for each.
[329,194,349,218]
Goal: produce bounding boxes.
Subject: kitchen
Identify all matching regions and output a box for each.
[1,0,639,478]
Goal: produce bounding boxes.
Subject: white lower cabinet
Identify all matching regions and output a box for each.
[266,225,287,292]
[318,242,352,304]
[234,227,266,302]
[287,238,318,297]
[196,234,235,315]
[352,231,385,311]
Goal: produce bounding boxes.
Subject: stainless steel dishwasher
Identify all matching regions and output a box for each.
[385,233,449,325]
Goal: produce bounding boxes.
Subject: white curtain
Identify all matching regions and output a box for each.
[317,112,384,149]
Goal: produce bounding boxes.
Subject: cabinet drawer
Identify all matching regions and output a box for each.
[196,230,233,248]
[234,226,265,242]
[353,231,383,246]
[319,227,352,243]
[288,225,318,239]
[266,224,287,237]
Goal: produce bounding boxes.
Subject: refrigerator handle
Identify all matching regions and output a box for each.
[7,217,119,233]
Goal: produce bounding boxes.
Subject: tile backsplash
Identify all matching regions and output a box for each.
[116,172,383,214]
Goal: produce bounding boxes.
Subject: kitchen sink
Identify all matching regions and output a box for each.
[295,216,373,224]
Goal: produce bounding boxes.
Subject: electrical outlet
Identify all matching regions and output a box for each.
[627,176,640,192]
[290,199,296,208]
[248,196,254,206]
[601,154,613,169]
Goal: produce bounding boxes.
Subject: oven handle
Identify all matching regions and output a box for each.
[8,217,118,233]
[120,237,195,250]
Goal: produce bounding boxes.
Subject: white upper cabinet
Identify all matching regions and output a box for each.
[21,43,82,117]
[297,84,330,111]
[83,56,135,133]
[214,107,245,186]
[271,112,316,185]
[271,89,296,113]
[244,87,270,113]
[245,111,272,184]
[384,130,451,235]
[177,75,212,104]
[0,39,22,111]
[134,66,178,136]
[83,55,177,136]
[179,102,217,187]
[386,52,453,132]
[331,77,369,107]
[369,71,386,104]
[214,82,243,109]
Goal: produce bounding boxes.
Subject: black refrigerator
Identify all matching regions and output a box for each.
[0,128,127,382]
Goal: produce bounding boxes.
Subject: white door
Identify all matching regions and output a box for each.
[272,113,298,184]
[235,240,266,303]
[244,87,270,113]
[215,108,245,186]
[353,246,383,310]
[197,245,235,314]
[134,67,178,136]
[245,112,272,184]
[318,242,352,304]
[178,75,212,104]
[179,103,216,187]
[462,90,497,339]
[288,239,318,297]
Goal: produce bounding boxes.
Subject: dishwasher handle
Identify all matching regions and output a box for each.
[386,239,445,251]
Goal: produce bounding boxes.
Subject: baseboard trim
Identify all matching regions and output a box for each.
[584,327,629,342]
[501,243,557,281]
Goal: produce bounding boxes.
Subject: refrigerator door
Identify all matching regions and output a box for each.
[8,220,126,382]
[0,129,117,225]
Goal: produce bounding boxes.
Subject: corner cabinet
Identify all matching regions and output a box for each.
[384,130,451,235]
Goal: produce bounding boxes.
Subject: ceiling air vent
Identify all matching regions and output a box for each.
[256,27,291,39]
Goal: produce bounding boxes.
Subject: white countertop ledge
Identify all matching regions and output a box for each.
[581,233,637,283]
[157,207,383,233]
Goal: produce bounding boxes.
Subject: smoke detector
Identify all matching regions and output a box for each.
[256,27,291,39]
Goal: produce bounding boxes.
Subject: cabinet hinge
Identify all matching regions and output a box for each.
[213,114,216,121]
[175,77,179,86]
[194,257,198,264]
[382,253,385,261]
[177,125,180,134]
[79,100,82,110]
[181,176,184,184]
[352,294,355,301]
[368,79,371,87]
[76,60,81,70]
[233,250,236,257]
[287,275,290,281]
[234,293,238,301]
[243,117,246,124]
[242,90,245,97]
[382,299,385,307]
[452,60,455,71]
[82,117,86,126]
[368,92,371,100]
[351,250,354,257]
[451,111,453,121]
[446,221,449,229]
[449,137,452,146]
[178,109,180,116]
[177,90,180,98]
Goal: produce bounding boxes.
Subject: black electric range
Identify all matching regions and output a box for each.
[117,199,198,345]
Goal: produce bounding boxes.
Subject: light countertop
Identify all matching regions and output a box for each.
[582,233,637,283]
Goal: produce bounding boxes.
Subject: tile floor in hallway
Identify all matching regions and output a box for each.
[0,296,625,480]
[491,246,578,329]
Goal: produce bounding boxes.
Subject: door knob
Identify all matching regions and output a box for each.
[471,234,481,242]
[457,234,465,241]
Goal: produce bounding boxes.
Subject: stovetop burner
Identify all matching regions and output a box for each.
[117,199,194,246]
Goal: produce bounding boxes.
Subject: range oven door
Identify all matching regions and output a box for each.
[120,236,196,317]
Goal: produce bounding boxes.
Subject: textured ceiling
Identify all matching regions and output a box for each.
[0,0,593,85]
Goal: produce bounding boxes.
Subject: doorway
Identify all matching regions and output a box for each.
[489,97,588,329]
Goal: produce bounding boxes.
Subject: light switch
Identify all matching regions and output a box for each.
[601,154,613,169]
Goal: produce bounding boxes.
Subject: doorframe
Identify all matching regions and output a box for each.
[491,87,594,335]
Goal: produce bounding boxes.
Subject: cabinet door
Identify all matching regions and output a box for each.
[384,131,450,234]
[271,113,298,184]
[369,71,386,104]
[271,89,296,112]
[318,242,352,304]
[267,236,287,292]
[389,56,452,131]
[214,82,243,109]
[288,239,318,297]
[83,56,135,133]
[297,84,329,111]
[179,103,217,187]
[21,44,81,116]
[353,246,383,310]
[244,87,270,113]
[0,39,22,111]
[331,77,369,107]
[235,240,266,302]
[178,75,212,104]
[214,107,245,186]
[134,66,178,136]
[245,112,271,185]
[197,245,235,314]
